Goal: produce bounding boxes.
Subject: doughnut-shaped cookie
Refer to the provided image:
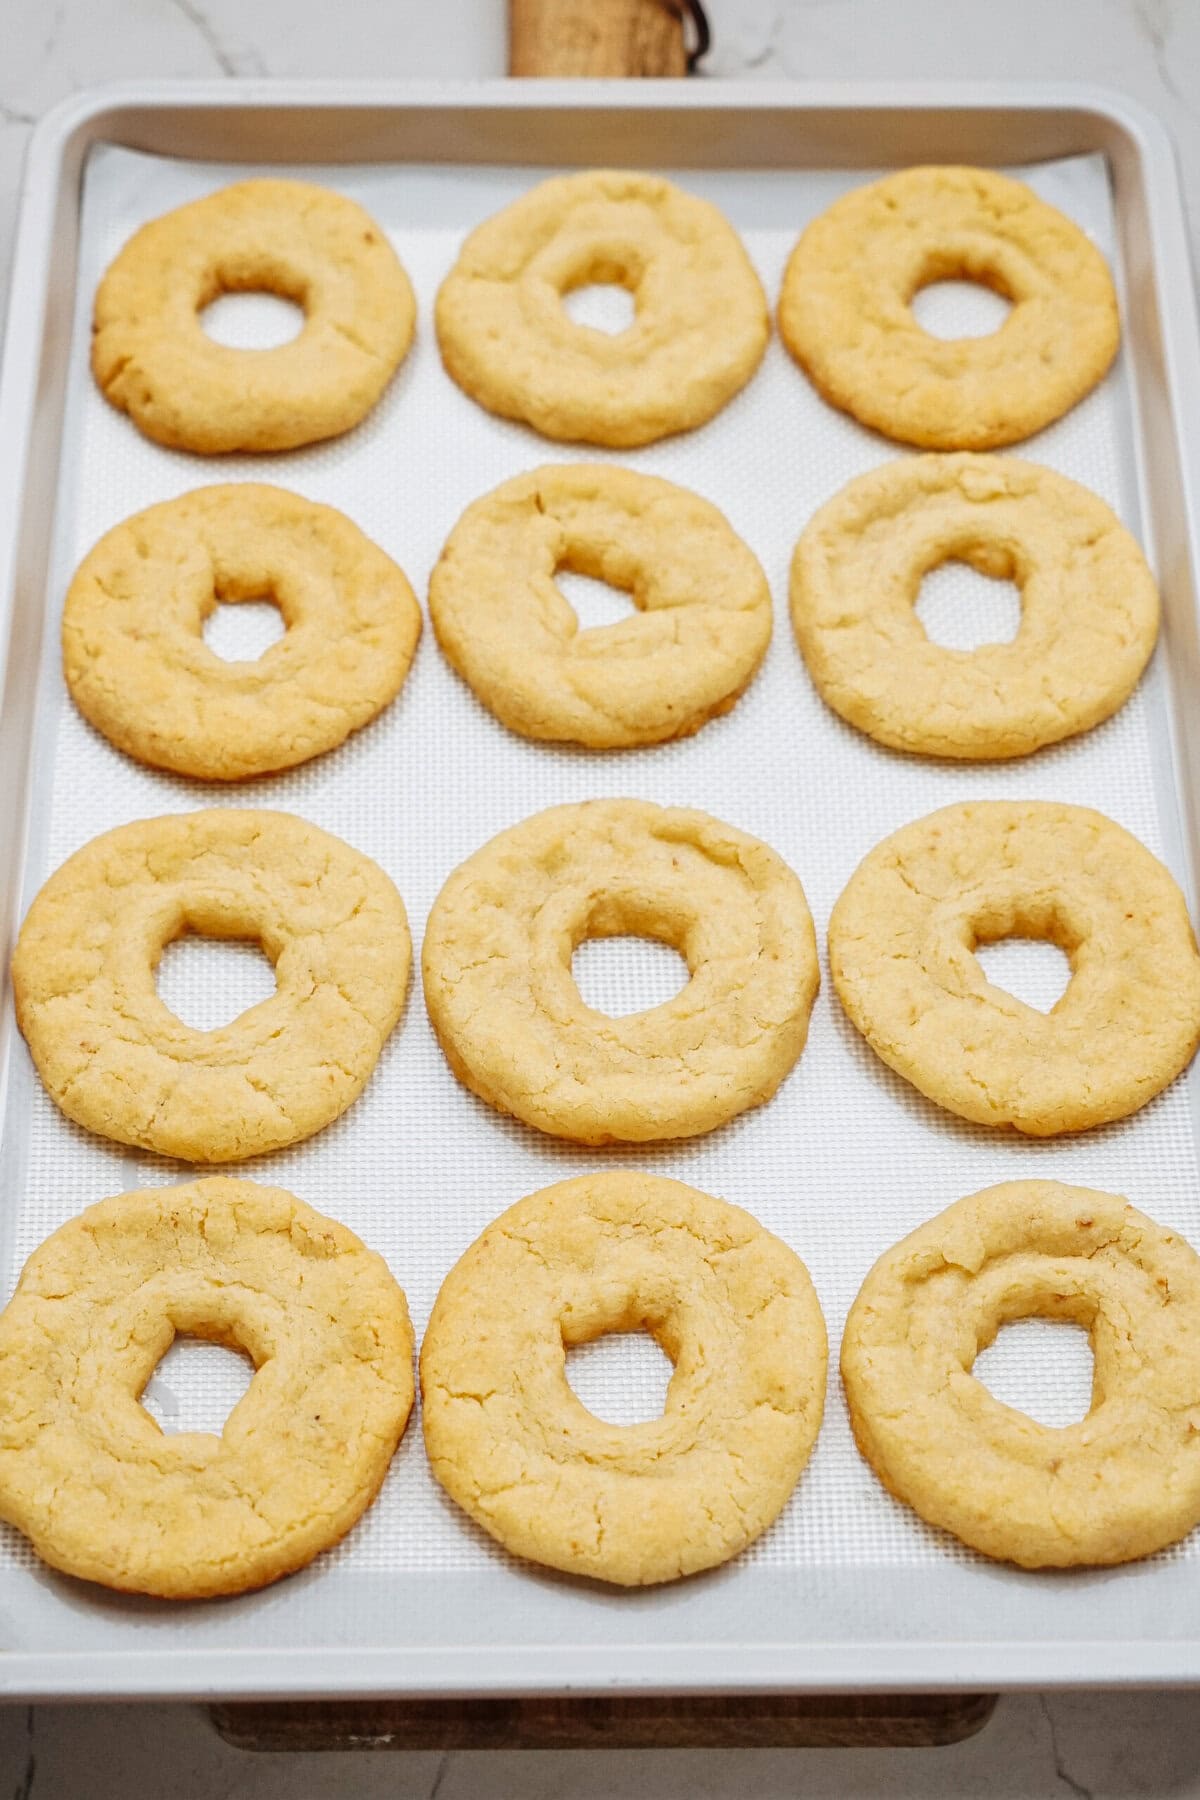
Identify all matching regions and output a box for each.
[829,801,1200,1135]
[790,456,1159,759]
[778,166,1119,449]
[92,179,415,453]
[12,810,410,1162]
[63,485,422,781]
[430,465,771,747]
[421,1173,827,1585]
[842,1181,1200,1567]
[435,170,769,447]
[0,1178,414,1597]
[422,800,818,1143]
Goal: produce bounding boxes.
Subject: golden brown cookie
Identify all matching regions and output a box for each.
[12,810,410,1162]
[422,800,819,1144]
[829,800,1200,1135]
[63,484,422,781]
[429,464,771,747]
[790,455,1159,759]
[778,166,1119,449]
[435,170,769,447]
[842,1180,1200,1567]
[0,1177,414,1598]
[92,179,415,453]
[421,1172,826,1585]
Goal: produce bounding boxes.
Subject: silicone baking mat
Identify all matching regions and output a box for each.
[3,142,1195,1601]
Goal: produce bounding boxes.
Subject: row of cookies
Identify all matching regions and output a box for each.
[13,796,1200,1162]
[91,165,1118,456]
[4,1166,1198,1598]
[62,452,1158,780]
[82,169,1136,774]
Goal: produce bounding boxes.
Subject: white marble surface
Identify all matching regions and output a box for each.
[2,1,1200,1795]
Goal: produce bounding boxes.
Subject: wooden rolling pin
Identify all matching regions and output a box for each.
[509,0,689,76]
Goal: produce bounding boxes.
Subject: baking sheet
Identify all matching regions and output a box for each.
[3,133,1200,1673]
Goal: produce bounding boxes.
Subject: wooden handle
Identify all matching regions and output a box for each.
[509,0,687,76]
[211,1693,998,1752]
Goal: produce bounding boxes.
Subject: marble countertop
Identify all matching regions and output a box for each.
[2,2,1199,1795]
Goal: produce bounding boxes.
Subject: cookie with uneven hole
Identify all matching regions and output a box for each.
[421,1172,827,1585]
[0,1177,414,1598]
[790,455,1159,759]
[778,166,1119,449]
[422,799,819,1143]
[63,484,422,780]
[430,464,771,747]
[842,1180,1200,1567]
[435,170,769,447]
[92,179,416,453]
[11,810,410,1162]
[828,800,1200,1134]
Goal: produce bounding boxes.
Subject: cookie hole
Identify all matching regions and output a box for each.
[156,935,278,1031]
[203,597,287,662]
[141,1337,256,1437]
[911,279,1012,340]
[573,937,690,1017]
[974,937,1072,1013]
[974,1321,1094,1427]
[556,569,634,631]
[561,284,637,334]
[200,291,305,349]
[566,1331,673,1425]
[915,560,1021,651]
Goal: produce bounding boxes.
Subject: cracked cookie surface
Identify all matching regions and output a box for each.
[435,170,768,447]
[790,455,1159,759]
[63,484,422,780]
[430,464,771,748]
[842,1180,1200,1566]
[422,799,819,1144]
[12,809,410,1162]
[828,800,1200,1135]
[0,1177,414,1598]
[92,178,415,453]
[420,1172,826,1585]
[778,166,1119,449]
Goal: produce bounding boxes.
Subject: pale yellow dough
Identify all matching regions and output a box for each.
[791,455,1158,759]
[842,1181,1200,1567]
[430,464,771,747]
[92,179,415,453]
[422,800,819,1144]
[0,1177,414,1598]
[778,166,1119,449]
[421,1172,827,1585]
[435,170,769,447]
[829,800,1200,1135]
[63,484,422,780]
[12,810,410,1162]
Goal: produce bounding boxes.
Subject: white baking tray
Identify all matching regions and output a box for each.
[2,80,1200,1702]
